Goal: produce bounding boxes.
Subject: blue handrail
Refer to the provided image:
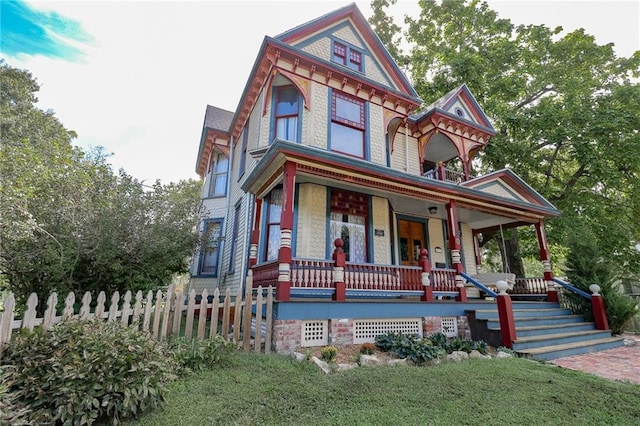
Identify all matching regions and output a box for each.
[552,277,592,300]
[460,272,498,298]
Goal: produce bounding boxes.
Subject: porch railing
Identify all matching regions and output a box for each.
[511,277,547,295]
[251,259,457,293]
[291,258,334,288]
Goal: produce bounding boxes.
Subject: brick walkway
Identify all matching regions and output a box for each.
[549,334,640,384]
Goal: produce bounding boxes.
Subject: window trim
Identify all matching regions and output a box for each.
[329,89,368,159]
[262,187,283,262]
[198,218,224,277]
[331,39,363,72]
[208,152,228,198]
[326,188,370,262]
[271,85,302,144]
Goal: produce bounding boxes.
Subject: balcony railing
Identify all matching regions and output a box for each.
[423,166,467,184]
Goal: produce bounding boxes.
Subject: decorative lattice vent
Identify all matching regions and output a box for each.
[441,317,458,337]
[301,320,328,347]
[353,319,422,344]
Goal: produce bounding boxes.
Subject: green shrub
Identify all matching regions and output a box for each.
[0,368,30,426]
[374,333,440,364]
[320,345,338,361]
[564,232,639,334]
[2,319,175,425]
[167,335,233,375]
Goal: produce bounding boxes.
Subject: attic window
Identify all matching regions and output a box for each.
[454,107,465,117]
[332,41,362,72]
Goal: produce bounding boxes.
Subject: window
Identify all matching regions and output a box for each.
[329,189,369,262]
[228,203,241,271]
[332,41,362,72]
[239,122,249,177]
[330,91,366,158]
[274,86,299,142]
[199,220,222,275]
[264,188,282,261]
[208,152,228,197]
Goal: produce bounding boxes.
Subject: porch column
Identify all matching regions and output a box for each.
[535,221,557,302]
[276,161,296,301]
[332,238,346,301]
[496,281,517,348]
[446,201,467,302]
[419,248,433,302]
[248,197,263,268]
[589,285,609,330]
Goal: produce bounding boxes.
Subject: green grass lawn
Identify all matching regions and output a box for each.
[126,351,640,426]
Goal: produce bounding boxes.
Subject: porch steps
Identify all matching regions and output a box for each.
[468,303,624,361]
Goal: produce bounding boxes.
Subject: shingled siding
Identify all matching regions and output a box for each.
[295,183,328,259]
[372,196,392,264]
[390,128,421,176]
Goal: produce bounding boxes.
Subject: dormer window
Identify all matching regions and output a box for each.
[332,41,362,72]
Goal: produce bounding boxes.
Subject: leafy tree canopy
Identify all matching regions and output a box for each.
[371,0,640,277]
[0,60,201,306]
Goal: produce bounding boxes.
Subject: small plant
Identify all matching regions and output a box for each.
[320,345,338,362]
[167,335,233,375]
[2,319,175,425]
[359,342,376,355]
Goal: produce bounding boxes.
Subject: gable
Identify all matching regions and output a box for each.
[417,84,494,133]
[276,4,418,100]
[290,20,396,89]
[462,169,558,212]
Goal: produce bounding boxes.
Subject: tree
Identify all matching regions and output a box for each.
[370,0,640,277]
[0,61,201,307]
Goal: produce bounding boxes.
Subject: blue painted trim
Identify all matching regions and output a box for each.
[269,85,303,145]
[364,100,371,161]
[385,133,391,167]
[329,35,367,76]
[197,217,225,277]
[258,197,268,263]
[274,300,499,320]
[327,87,333,153]
[552,278,592,300]
[460,272,498,298]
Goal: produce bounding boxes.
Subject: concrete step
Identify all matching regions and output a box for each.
[515,322,597,337]
[512,330,614,351]
[475,308,572,320]
[487,315,585,329]
[516,337,625,361]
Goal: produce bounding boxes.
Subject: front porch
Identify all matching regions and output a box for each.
[251,256,549,301]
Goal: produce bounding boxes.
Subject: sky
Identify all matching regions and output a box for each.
[2,0,639,185]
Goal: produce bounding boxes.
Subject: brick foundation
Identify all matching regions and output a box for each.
[329,318,354,346]
[273,319,302,353]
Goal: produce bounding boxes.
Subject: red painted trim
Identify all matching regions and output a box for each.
[456,286,467,302]
[497,294,517,348]
[251,198,263,245]
[280,161,296,230]
[446,201,460,251]
[535,221,550,261]
[591,296,609,330]
[332,238,346,301]
[547,290,559,303]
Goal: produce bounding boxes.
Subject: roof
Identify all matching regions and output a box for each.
[275,3,419,100]
[204,105,234,132]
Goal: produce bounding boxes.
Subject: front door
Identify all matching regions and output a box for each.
[398,219,426,266]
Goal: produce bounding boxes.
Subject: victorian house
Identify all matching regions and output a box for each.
[188,4,620,358]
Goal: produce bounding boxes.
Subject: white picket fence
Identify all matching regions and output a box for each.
[0,284,274,356]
